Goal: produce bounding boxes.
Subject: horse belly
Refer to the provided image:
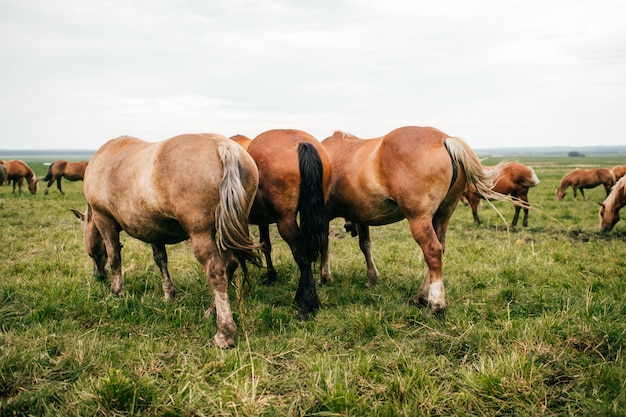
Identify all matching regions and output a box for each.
[119,214,188,245]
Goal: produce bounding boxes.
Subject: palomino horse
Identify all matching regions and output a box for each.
[463,162,539,227]
[556,168,615,201]
[599,176,626,232]
[41,160,88,195]
[0,159,38,194]
[320,126,506,316]
[232,130,332,315]
[612,166,626,181]
[76,133,260,348]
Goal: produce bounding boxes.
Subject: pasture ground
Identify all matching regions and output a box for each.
[1,154,625,416]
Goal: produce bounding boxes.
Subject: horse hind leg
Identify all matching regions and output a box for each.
[259,224,277,283]
[56,178,65,195]
[356,224,380,288]
[151,243,176,301]
[407,217,446,316]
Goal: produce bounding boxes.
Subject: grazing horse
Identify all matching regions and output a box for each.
[320,126,506,316]
[556,168,615,201]
[76,133,260,348]
[599,176,626,232]
[612,166,626,181]
[0,159,38,194]
[463,162,539,227]
[41,160,88,195]
[232,130,332,315]
[0,162,7,185]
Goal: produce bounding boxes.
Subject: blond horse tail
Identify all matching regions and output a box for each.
[215,143,261,266]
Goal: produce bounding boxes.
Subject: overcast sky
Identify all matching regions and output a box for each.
[1,0,625,150]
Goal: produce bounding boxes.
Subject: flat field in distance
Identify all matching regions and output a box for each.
[1,153,625,416]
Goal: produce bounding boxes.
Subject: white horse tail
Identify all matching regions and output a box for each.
[215,143,261,265]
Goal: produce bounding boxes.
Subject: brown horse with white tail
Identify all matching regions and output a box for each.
[232,129,332,316]
[41,160,88,194]
[75,133,260,348]
[320,126,508,316]
[463,162,539,227]
[0,159,38,194]
[599,176,626,232]
[556,168,615,201]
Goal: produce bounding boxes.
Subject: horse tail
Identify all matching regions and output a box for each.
[297,142,326,263]
[519,166,540,188]
[42,163,54,182]
[215,143,261,266]
[443,137,506,200]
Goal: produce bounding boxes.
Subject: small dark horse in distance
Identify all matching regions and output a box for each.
[320,126,508,316]
[41,160,88,195]
[463,162,539,227]
[73,133,260,348]
[556,168,615,201]
[0,159,38,194]
[599,175,626,232]
[231,129,332,316]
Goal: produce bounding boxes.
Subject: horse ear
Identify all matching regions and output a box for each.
[70,208,85,221]
[597,202,605,208]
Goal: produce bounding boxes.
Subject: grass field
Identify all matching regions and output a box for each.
[1,154,625,416]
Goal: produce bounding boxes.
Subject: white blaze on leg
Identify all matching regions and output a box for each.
[429,279,446,312]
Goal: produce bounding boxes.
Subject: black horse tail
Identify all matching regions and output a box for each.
[41,163,54,182]
[297,142,326,263]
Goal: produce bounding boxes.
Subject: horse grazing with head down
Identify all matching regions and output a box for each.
[74,133,260,348]
[599,176,626,232]
[463,162,539,227]
[320,126,507,316]
[0,159,38,194]
[556,168,615,201]
[41,160,88,195]
[232,129,332,316]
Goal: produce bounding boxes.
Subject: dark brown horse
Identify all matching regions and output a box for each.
[75,133,260,348]
[599,176,626,232]
[320,126,506,316]
[463,162,539,227]
[232,130,332,315]
[612,166,626,181]
[0,159,38,194]
[41,160,88,195]
[556,168,615,201]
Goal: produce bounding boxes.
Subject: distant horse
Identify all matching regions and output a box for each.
[612,166,626,181]
[232,130,332,315]
[41,160,88,195]
[599,176,626,232]
[0,162,7,185]
[463,162,539,227]
[556,168,615,201]
[75,133,260,348]
[0,159,38,194]
[320,126,506,316]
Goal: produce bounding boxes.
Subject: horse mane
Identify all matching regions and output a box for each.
[604,176,626,209]
[334,130,356,140]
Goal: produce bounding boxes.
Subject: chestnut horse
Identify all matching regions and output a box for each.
[556,168,615,201]
[463,162,539,227]
[76,133,260,348]
[599,176,626,232]
[612,166,626,181]
[320,126,506,316]
[232,130,332,315]
[41,160,88,195]
[0,159,38,194]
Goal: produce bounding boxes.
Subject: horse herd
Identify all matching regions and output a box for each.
[2,127,625,347]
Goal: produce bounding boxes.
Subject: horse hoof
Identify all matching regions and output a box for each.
[212,333,235,349]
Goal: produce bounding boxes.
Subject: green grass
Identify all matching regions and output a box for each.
[1,156,625,416]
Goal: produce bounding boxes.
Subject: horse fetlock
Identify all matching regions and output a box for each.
[212,332,235,349]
